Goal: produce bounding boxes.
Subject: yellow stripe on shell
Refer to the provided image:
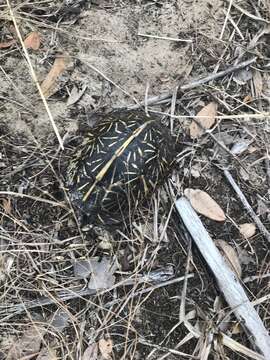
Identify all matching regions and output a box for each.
[82,121,153,202]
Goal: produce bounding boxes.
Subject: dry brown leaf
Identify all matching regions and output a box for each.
[243,95,252,103]
[6,325,45,359]
[99,338,113,360]
[184,188,226,222]
[189,102,217,139]
[41,56,70,98]
[0,39,16,49]
[82,343,98,360]
[24,31,41,50]
[216,239,242,278]
[239,223,256,238]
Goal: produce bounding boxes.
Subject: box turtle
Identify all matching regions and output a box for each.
[67,111,175,228]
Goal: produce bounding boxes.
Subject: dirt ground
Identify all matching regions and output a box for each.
[0,1,270,359]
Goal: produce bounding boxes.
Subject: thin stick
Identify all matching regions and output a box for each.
[0,191,67,209]
[138,33,192,43]
[0,271,188,321]
[227,0,270,24]
[175,196,270,359]
[181,58,256,90]
[127,57,257,110]
[149,109,270,121]
[220,0,233,40]
[224,169,270,244]
[6,0,64,149]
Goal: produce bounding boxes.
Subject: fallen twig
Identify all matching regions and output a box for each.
[147,110,270,121]
[127,57,257,110]
[0,191,67,209]
[224,169,270,244]
[0,268,189,321]
[175,196,270,359]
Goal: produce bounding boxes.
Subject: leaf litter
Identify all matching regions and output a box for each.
[24,31,41,50]
[1,1,270,359]
[40,55,71,98]
[6,324,46,360]
[184,188,226,221]
[239,223,256,238]
[215,239,242,278]
[189,102,217,139]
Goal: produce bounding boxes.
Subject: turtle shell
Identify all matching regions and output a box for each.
[67,111,175,227]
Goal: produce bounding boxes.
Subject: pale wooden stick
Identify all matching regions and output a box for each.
[6,0,64,149]
[175,196,270,359]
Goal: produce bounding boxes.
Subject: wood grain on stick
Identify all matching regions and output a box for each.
[175,196,270,359]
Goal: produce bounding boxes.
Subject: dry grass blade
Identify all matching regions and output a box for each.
[5,0,64,149]
[224,170,270,243]
[0,191,67,208]
[222,334,265,360]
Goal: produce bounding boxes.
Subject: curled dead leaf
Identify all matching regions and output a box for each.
[189,102,217,139]
[239,223,256,238]
[99,338,113,360]
[184,188,226,222]
[41,56,70,98]
[216,239,242,278]
[24,31,41,50]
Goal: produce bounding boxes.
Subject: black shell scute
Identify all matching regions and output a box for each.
[67,111,175,227]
